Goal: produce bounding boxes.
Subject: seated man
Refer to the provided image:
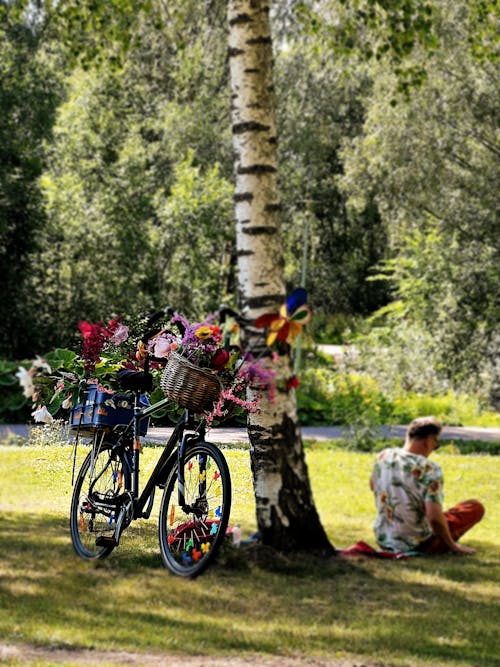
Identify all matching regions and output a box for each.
[370,416,484,554]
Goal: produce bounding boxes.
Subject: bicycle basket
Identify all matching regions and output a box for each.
[69,384,149,435]
[160,352,222,412]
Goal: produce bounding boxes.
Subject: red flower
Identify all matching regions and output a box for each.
[210,349,230,370]
[286,375,300,390]
[78,320,107,373]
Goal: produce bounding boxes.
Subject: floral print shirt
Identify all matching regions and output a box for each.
[370,448,444,552]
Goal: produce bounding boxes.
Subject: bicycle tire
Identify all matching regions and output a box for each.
[158,441,231,577]
[70,440,131,560]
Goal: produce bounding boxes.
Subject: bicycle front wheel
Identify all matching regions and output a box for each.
[70,440,131,560]
[158,441,231,577]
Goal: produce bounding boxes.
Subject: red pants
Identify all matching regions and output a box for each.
[422,499,485,554]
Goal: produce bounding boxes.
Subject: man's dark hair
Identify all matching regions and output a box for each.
[407,416,443,440]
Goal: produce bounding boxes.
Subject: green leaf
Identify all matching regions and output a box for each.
[45,349,78,368]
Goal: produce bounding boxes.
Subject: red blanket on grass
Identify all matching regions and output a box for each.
[338,540,419,559]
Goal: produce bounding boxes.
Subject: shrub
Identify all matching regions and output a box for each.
[0,359,31,424]
[297,367,393,426]
[296,364,500,430]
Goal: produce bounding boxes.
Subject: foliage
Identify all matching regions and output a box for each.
[0,359,30,422]
[17,317,142,423]
[339,0,500,407]
[275,39,391,317]
[0,0,498,426]
[308,312,363,344]
[296,0,439,73]
[0,3,62,358]
[296,365,500,430]
[28,4,234,350]
[152,152,235,315]
[297,367,392,426]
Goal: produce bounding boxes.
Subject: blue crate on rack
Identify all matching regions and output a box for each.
[69,384,149,435]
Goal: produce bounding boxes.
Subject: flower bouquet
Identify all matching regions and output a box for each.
[146,313,274,422]
[17,318,138,424]
[18,290,311,426]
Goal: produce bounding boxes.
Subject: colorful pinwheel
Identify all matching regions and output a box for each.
[254,288,312,347]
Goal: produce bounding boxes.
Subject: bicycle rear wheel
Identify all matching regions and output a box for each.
[70,439,131,560]
[158,441,231,577]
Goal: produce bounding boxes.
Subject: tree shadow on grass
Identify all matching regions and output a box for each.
[1,511,499,666]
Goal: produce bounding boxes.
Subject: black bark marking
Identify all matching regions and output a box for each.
[265,203,282,213]
[237,164,277,175]
[233,192,253,203]
[242,226,277,235]
[246,36,272,46]
[245,294,284,310]
[233,121,270,134]
[229,13,252,26]
[236,249,254,257]
[228,47,245,58]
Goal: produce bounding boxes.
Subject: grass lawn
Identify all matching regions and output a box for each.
[0,441,499,667]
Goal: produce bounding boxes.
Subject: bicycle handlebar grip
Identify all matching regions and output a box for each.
[142,307,176,343]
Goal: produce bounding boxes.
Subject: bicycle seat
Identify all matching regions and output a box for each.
[116,369,153,393]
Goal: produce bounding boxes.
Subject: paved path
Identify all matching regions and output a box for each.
[148,424,500,444]
[2,423,500,444]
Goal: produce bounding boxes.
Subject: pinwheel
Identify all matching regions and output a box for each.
[254,288,312,347]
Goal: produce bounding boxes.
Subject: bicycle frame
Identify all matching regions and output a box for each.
[125,393,207,521]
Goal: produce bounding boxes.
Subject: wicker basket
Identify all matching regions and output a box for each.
[160,352,222,412]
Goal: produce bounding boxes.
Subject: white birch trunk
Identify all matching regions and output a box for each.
[228,0,332,553]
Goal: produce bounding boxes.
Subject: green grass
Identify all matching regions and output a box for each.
[0,443,499,667]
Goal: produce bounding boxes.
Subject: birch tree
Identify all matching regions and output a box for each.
[228,0,333,554]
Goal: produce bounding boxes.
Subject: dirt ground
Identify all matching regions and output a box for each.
[0,643,395,667]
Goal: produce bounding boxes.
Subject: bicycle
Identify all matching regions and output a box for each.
[69,309,237,578]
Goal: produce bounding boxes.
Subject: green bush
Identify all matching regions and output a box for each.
[390,391,500,427]
[297,365,500,429]
[0,359,31,424]
[297,367,393,426]
[308,312,362,344]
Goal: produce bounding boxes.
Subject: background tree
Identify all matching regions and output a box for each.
[0,1,61,357]
[32,2,236,348]
[275,39,389,318]
[2,0,499,421]
[339,0,500,406]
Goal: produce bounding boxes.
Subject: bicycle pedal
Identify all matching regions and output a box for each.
[95,535,117,548]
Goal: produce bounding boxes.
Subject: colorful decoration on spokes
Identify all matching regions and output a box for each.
[254,288,312,347]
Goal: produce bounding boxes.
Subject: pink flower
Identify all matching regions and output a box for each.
[110,324,129,345]
[154,338,171,358]
[97,384,114,394]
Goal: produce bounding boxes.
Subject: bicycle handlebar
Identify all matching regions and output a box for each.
[141,307,176,343]
[218,305,252,326]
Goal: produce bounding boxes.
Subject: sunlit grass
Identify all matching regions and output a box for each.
[0,443,499,666]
